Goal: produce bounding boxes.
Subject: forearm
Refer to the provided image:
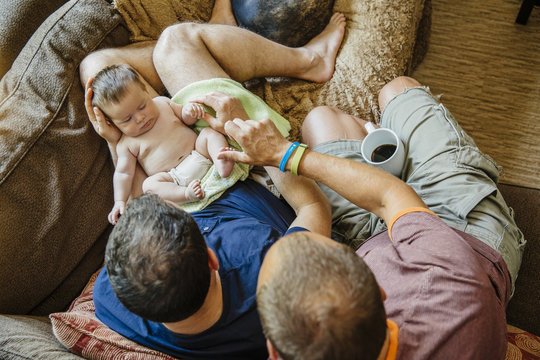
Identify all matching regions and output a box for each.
[113,172,133,202]
[265,166,331,236]
[289,149,426,224]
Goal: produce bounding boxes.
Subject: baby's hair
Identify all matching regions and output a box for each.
[91,64,147,110]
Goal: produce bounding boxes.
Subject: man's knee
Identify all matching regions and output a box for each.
[302,106,338,144]
[378,76,422,113]
[156,22,200,53]
[303,106,339,132]
[302,106,368,147]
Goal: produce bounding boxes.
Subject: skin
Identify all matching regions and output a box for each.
[101,84,233,224]
[83,9,347,202]
[82,0,343,342]
[217,76,428,359]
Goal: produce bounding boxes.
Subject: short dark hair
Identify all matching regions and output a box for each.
[91,64,146,110]
[257,233,387,360]
[105,194,210,323]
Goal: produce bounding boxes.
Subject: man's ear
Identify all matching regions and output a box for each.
[207,247,219,271]
[379,286,387,301]
[266,338,282,360]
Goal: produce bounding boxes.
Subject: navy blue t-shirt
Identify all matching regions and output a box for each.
[94,179,306,359]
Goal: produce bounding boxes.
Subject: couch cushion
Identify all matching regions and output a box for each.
[50,270,176,360]
[0,0,68,79]
[0,315,83,360]
[500,184,540,336]
[0,0,130,315]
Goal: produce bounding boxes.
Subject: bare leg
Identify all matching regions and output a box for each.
[196,128,235,178]
[142,172,204,202]
[79,41,163,96]
[153,12,346,95]
[378,76,422,113]
[209,0,237,25]
[78,0,238,94]
[302,106,370,148]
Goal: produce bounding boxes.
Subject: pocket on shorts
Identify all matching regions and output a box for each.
[456,145,501,184]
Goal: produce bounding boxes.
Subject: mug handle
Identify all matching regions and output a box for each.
[364,122,377,133]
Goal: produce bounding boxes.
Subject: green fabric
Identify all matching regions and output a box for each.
[171,78,290,212]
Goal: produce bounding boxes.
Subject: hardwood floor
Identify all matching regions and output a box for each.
[412,0,540,189]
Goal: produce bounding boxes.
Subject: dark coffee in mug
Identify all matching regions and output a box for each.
[371,144,397,162]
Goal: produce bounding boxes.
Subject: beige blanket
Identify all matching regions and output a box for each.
[113,0,427,141]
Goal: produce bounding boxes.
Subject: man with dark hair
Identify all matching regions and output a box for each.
[86,1,344,358]
[103,194,211,322]
[219,76,525,359]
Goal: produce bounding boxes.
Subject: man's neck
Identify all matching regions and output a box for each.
[162,270,223,335]
[376,328,390,360]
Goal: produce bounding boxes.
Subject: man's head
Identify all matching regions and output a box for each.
[257,232,387,360]
[105,194,211,323]
[91,64,159,137]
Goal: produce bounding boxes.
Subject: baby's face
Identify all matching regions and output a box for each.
[102,85,160,137]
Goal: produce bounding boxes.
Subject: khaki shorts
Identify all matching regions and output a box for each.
[313,87,525,288]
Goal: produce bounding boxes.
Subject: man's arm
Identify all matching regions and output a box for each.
[219,118,426,226]
[193,92,331,235]
[264,166,331,236]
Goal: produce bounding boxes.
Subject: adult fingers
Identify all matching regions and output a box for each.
[217,148,251,164]
[223,118,257,143]
[191,91,230,109]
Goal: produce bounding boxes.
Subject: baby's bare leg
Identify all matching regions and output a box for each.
[196,128,235,178]
[142,172,204,203]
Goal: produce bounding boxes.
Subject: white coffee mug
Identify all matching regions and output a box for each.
[360,122,405,177]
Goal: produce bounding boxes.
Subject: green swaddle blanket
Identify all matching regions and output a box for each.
[171,78,290,213]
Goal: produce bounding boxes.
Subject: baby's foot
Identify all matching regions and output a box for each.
[302,12,346,83]
[185,179,205,201]
[215,147,236,178]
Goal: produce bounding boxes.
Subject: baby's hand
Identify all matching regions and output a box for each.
[185,179,205,201]
[182,103,206,124]
[108,200,126,225]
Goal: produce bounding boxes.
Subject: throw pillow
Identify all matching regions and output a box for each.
[50,270,177,360]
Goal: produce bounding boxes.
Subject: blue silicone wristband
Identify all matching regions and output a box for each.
[279,142,299,172]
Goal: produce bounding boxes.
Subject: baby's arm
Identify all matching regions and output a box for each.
[108,141,138,225]
[167,99,207,126]
[181,102,206,125]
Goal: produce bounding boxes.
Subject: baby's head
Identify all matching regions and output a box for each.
[91,64,146,111]
[91,64,159,137]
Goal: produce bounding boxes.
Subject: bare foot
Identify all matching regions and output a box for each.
[302,12,346,83]
[209,0,238,26]
[185,179,205,201]
[215,147,235,178]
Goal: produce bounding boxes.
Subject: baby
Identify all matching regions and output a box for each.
[90,64,234,224]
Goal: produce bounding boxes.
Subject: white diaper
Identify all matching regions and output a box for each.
[168,150,212,187]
